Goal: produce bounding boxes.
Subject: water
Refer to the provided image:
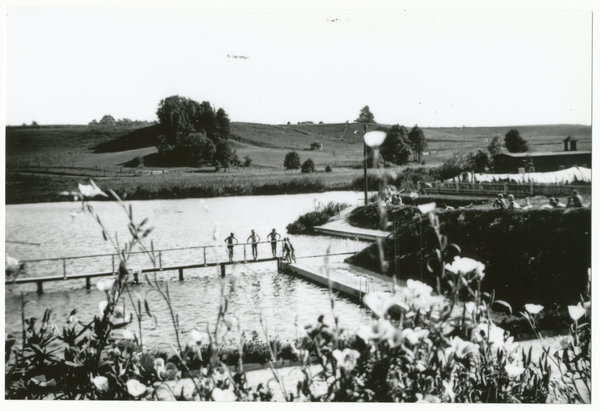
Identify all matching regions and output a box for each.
[5,192,372,349]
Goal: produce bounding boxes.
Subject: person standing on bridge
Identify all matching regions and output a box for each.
[224,233,238,262]
[247,230,261,261]
[266,229,281,257]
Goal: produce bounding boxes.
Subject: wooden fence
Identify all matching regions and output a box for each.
[417,181,591,197]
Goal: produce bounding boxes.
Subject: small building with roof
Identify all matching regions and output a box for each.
[493,151,591,173]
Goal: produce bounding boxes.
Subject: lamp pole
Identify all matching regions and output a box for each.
[363,124,368,205]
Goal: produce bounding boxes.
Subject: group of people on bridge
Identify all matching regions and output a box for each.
[224,229,296,263]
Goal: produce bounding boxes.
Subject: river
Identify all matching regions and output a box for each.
[5,191,372,349]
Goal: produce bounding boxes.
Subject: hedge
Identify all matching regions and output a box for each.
[346,208,591,309]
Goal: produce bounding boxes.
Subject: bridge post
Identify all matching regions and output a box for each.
[220,264,226,277]
[277,258,282,273]
[203,248,207,266]
[37,281,43,295]
[179,268,184,281]
[63,259,67,279]
[86,277,91,289]
[133,272,139,284]
[243,245,247,263]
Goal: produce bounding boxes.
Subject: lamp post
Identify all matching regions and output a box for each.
[363,129,388,205]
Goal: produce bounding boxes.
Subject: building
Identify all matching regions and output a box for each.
[493,151,591,173]
[310,141,323,150]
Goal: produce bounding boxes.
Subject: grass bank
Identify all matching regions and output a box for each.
[5,170,361,204]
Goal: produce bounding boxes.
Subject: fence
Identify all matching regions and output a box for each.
[417,181,591,197]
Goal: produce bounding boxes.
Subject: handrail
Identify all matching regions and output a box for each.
[20,239,286,263]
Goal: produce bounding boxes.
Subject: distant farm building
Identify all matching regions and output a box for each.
[311,141,323,150]
[493,151,591,173]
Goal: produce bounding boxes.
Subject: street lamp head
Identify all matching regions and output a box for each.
[364,131,387,148]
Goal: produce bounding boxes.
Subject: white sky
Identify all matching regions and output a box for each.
[3,1,595,127]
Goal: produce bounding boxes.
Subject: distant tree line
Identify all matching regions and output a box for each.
[155,95,241,169]
[89,115,154,127]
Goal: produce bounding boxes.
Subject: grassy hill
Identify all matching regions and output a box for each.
[6,122,591,171]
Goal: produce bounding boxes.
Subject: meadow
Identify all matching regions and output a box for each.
[5,122,591,204]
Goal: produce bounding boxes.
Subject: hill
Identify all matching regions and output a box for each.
[5,123,591,171]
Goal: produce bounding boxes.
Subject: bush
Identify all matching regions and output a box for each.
[325,165,333,172]
[347,208,590,309]
[301,158,316,173]
[284,151,301,170]
[287,201,349,234]
[243,155,253,167]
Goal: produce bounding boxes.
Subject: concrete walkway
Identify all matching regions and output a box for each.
[313,206,390,241]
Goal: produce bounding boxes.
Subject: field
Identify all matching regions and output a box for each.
[5,122,591,204]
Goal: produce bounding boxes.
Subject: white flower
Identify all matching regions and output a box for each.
[126,379,147,397]
[363,130,387,148]
[357,319,395,345]
[96,277,116,292]
[464,301,477,314]
[503,336,520,354]
[472,323,506,351]
[78,180,108,199]
[417,202,436,214]
[332,349,360,372]
[524,304,544,315]
[568,304,586,321]
[363,291,408,319]
[447,336,478,359]
[445,257,485,279]
[405,328,429,346]
[505,363,525,379]
[212,387,237,402]
[92,376,109,392]
[187,329,207,348]
[99,300,108,316]
[410,192,419,200]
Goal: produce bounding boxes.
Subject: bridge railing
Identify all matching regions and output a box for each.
[16,240,287,280]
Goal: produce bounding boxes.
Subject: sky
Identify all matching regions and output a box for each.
[3,1,594,127]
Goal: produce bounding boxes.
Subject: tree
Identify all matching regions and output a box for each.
[504,129,529,153]
[487,134,504,156]
[301,158,316,173]
[355,106,376,123]
[473,149,490,172]
[243,155,253,168]
[284,151,301,170]
[215,108,231,140]
[156,96,196,134]
[408,125,427,162]
[197,136,216,164]
[157,131,215,166]
[379,124,411,165]
[215,140,234,170]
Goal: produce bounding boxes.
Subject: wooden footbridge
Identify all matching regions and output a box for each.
[5,240,357,294]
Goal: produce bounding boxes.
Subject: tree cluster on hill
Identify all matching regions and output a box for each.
[155,95,238,169]
[504,128,529,153]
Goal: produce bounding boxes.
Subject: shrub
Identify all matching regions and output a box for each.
[301,158,316,173]
[287,201,349,234]
[284,151,301,170]
[243,155,253,167]
[325,165,333,172]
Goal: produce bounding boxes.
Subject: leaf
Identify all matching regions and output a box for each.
[129,204,133,220]
[65,361,82,367]
[144,300,152,317]
[140,218,148,227]
[493,300,513,316]
[448,243,461,255]
[108,189,122,203]
[102,230,108,241]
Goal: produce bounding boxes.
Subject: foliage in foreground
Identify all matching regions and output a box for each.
[5,183,590,402]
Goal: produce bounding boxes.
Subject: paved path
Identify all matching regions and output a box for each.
[314,206,390,241]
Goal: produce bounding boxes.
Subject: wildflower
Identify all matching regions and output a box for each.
[503,336,520,354]
[212,387,237,402]
[403,280,445,311]
[126,379,147,397]
[96,277,116,292]
[357,319,394,345]
[187,329,206,347]
[99,300,108,316]
[363,291,408,319]
[363,130,387,148]
[92,376,109,392]
[78,179,108,199]
[410,192,419,200]
[417,202,436,214]
[568,304,586,321]
[332,349,360,372]
[445,256,485,279]
[464,301,477,314]
[524,304,544,315]
[405,328,429,346]
[504,362,525,379]
[472,323,506,351]
[447,336,478,359]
